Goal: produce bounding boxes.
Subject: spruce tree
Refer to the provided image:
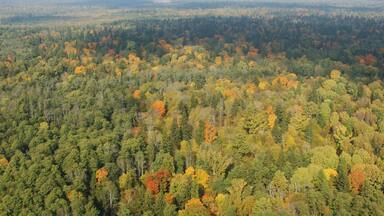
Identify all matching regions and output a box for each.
[336,158,350,192]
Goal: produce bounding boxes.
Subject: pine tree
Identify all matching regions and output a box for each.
[359,181,384,215]
[336,158,350,192]
[194,120,205,144]
[179,104,192,141]
[314,170,332,205]
[161,133,172,154]
[170,119,182,152]
[163,204,177,216]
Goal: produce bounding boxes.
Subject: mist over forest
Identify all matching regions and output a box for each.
[1,0,383,8]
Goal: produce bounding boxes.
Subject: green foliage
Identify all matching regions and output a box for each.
[0,8,383,216]
[311,146,339,169]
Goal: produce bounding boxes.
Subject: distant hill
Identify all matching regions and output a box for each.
[156,0,384,9]
[0,0,152,7]
[0,0,382,10]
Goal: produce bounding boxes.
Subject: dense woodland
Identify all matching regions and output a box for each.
[0,8,384,216]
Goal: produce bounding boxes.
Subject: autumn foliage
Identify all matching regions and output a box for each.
[247,47,259,58]
[131,127,141,137]
[330,69,341,79]
[152,100,166,117]
[96,167,109,183]
[121,189,136,203]
[159,39,173,52]
[258,80,269,90]
[2,9,384,216]
[144,170,171,195]
[165,193,174,204]
[204,121,217,144]
[0,155,8,167]
[266,106,277,129]
[133,90,141,99]
[323,168,338,180]
[179,198,210,216]
[215,56,222,66]
[74,65,87,75]
[356,54,377,65]
[349,169,365,193]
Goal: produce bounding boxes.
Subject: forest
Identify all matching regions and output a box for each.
[0,3,384,216]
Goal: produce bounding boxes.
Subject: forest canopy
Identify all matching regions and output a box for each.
[0,3,384,216]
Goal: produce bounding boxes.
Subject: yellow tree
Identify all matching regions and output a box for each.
[214,56,222,66]
[74,66,87,75]
[245,83,257,96]
[266,105,277,129]
[258,80,269,90]
[330,69,341,79]
[115,67,122,77]
[0,155,8,167]
[96,167,109,183]
[178,198,210,216]
[323,168,338,180]
[204,121,217,144]
[194,169,209,188]
[226,179,253,216]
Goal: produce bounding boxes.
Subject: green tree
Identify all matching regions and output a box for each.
[336,157,350,192]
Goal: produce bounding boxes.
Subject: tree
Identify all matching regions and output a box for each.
[319,102,331,126]
[180,140,195,168]
[330,69,341,79]
[178,198,210,216]
[336,157,350,192]
[306,189,330,216]
[314,170,332,204]
[243,111,269,134]
[169,174,194,206]
[268,171,288,199]
[311,146,339,169]
[272,104,289,143]
[135,151,145,177]
[332,193,352,216]
[151,151,175,173]
[197,148,232,178]
[323,168,337,180]
[0,155,9,167]
[170,119,182,152]
[1,11,384,216]
[152,100,166,117]
[68,190,87,215]
[290,164,322,192]
[144,170,171,195]
[194,169,209,189]
[349,169,365,193]
[252,197,274,216]
[194,120,205,144]
[133,90,141,99]
[96,167,109,183]
[74,66,86,75]
[204,121,217,144]
[163,204,177,216]
[95,180,119,214]
[359,180,384,215]
[226,179,252,215]
[267,112,277,129]
[230,133,252,160]
[215,193,236,216]
[118,171,135,190]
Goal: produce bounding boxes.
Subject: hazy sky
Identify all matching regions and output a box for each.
[0,0,382,8]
